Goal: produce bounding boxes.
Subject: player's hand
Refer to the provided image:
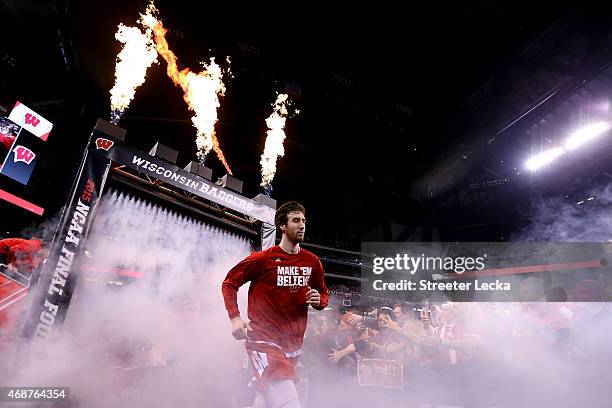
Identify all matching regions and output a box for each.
[305,286,321,307]
[231,317,252,340]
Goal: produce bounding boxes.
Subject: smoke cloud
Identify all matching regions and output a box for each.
[2,184,612,407]
[516,183,612,242]
[2,191,253,407]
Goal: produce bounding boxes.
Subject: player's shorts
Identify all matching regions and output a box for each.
[245,342,300,390]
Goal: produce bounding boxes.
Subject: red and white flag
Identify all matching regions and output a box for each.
[8,102,53,141]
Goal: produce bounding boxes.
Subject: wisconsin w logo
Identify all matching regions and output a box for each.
[13,145,36,164]
[95,138,114,151]
[24,113,40,127]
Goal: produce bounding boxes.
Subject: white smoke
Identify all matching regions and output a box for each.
[1,191,253,407]
[3,183,612,407]
[299,183,612,407]
[516,183,612,242]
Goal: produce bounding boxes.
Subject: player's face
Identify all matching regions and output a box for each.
[281,211,306,243]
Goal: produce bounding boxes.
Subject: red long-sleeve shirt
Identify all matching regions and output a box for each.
[222,245,329,354]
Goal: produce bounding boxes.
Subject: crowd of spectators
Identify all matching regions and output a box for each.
[297,295,612,407]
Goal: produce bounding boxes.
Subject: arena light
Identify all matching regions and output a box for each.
[564,121,611,150]
[525,147,564,171]
[525,121,611,171]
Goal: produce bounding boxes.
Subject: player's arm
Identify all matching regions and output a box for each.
[221,252,260,340]
[306,258,329,310]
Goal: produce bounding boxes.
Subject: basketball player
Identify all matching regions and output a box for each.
[222,201,329,408]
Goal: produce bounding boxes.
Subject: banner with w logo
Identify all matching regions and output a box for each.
[0,128,44,185]
[8,102,53,141]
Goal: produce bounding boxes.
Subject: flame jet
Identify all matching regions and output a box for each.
[109,19,158,124]
[141,2,233,174]
[260,93,298,194]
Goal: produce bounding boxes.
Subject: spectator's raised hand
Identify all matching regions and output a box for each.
[344,313,364,326]
[380,315,401,332]
[329,348,344,364]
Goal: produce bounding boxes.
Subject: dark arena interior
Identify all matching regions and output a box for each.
[0,1,611,407]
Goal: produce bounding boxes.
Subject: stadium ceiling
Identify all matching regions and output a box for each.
[2,0,610,242]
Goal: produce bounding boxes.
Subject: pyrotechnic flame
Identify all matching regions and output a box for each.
[109,19,158,125]
[141,3,232,174]
[260,93,297,192]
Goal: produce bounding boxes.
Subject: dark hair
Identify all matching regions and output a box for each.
[377,307,397,322]
[394,302,413,314]
[274,201,306,229]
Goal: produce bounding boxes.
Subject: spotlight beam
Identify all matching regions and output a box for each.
[525,121,611,171]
